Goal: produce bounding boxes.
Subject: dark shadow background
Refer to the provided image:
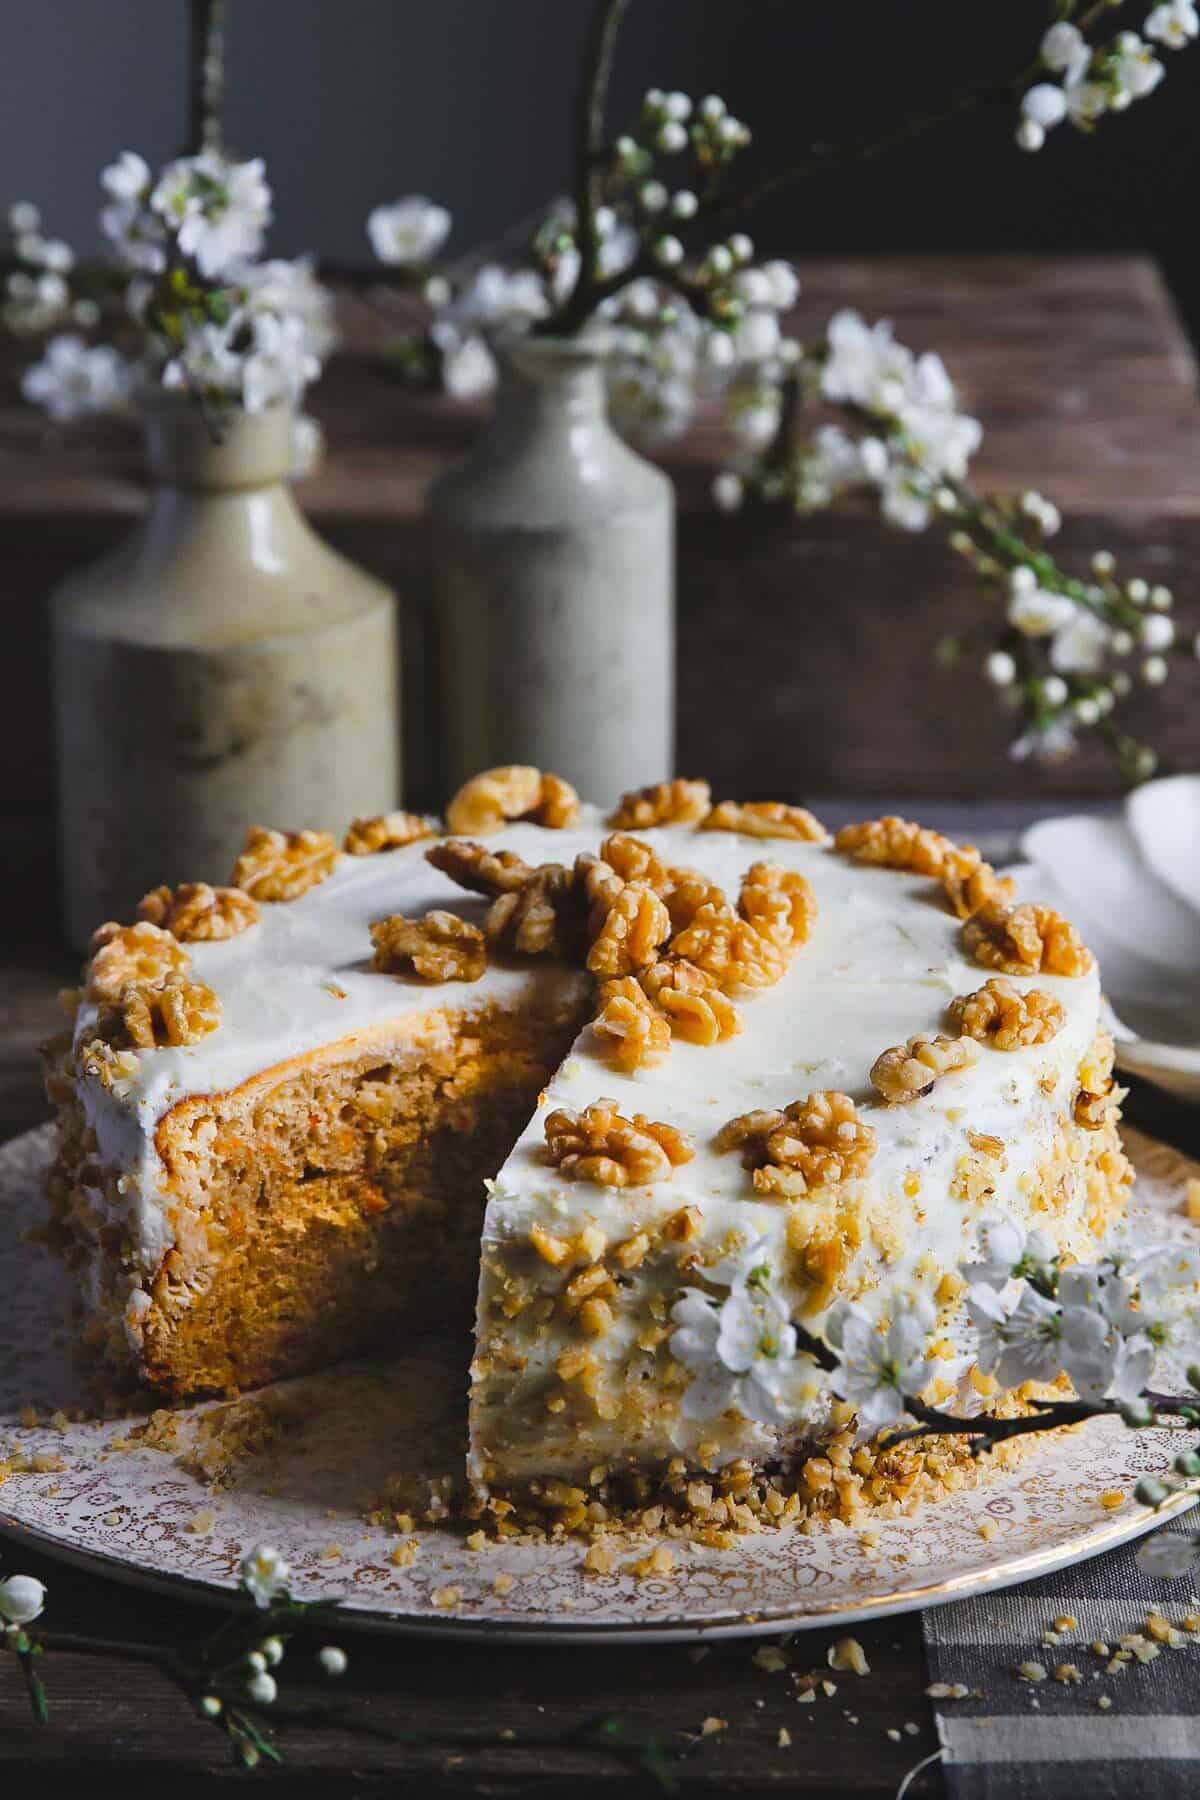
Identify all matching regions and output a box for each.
[3,0,1200,340]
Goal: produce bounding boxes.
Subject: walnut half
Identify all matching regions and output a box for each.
[231,827,338,902]
[370,910,486,981]
[870,1033,978,1103]
[137,882,260,942]
[86,922,191,1003]
[701,799,826,841]
[716,1092,876,1197]
[961,901,1093,978]
[446,766,581,835]
[834,815,953,877]
[343,812,436,856]
[948,978,1065,1050]
[91,975,222,1051]
[545,1099,694,1187]
[607,778,712,830]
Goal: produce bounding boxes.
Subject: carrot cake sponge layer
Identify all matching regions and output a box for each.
[43,777,1127,1504]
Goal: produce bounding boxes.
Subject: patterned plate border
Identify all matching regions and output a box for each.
[1,1123,1196,1645]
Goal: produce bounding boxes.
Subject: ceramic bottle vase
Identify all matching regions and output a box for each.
[52,399,398,948]
[428,334,674,804]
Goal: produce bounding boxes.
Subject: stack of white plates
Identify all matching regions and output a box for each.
[1013,775,1200,1102]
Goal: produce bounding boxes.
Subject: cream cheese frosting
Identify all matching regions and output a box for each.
[63,804,1108,1479]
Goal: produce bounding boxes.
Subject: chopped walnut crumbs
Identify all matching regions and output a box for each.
[137,882,260,941]
[427,838,534,896]
[949,978,1065,1049]
[961,900,1093,977]
[701,799,827,841]
[607,777,711,829]
[446,765,580,834]
[86,921,190,1002]
[716,1092,877,1196]
[231,826,338,901]
[370,910,486,982]
[670,900,789,994]
[827,1636,870,1675]
[834,815,953,877]
[738,862,817,951]
[343,811,435,855]
[870,1033,979,1103]
[545,1098,693,1187]
[587,881,671,976]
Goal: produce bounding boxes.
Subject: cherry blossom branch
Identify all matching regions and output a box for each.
[563,0,633,334]
[186,0,227,156]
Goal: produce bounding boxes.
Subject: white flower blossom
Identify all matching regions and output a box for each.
[150,152,271,278]
[441,333,498,400]
[1109,32,1166,102]
[240,1545,290,1610]
[827,1297,937,1431]
[968,1280,1066,1387]
[821,310,912,413]
[1146,0,1200,47]
[670,1239,802,1426]
[0,1574,46,1625]
[1049,605,1109,673]
[1022,83,1069,130]
[1042,20,1092,83]
[367,195,452,267]
[238,257,337,364]
[1008,585,1077,637]
[21,334,133,421]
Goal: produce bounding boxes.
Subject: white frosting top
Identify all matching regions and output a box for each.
[72,809,1101,1368]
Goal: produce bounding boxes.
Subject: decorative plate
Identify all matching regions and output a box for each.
[1,1125,1197,1644]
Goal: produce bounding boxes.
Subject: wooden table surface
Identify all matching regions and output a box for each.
[3,253,1199,1791]
[3,802,1199,1796]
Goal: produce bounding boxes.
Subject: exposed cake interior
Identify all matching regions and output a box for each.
[47,995,587,1396]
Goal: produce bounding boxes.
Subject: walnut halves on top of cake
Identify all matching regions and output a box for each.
[949,978,1065,1049]
[870,1032,978,1103]
[446,766,580,835]
[961,901,1094,977]
[545,1099,694,1187]
[370,910,487,982]
[607,778,712,830]
[343,812,436,856]
[717,1091,876,1197]
[86,921,192,1002]
[138,882,260,941]
[702,800,826,841]
[231,826,338,902]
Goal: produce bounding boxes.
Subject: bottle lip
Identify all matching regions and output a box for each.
[141,395,295,491]
[498,326,615,376]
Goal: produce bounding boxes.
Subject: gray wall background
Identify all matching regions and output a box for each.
[2,2,1199,333]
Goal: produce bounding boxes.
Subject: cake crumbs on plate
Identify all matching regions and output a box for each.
[827,1635,870,1675]
[465,1529,487,1552]
[184,1507,216,1534]
[1098,1489,1125,1511]
[777,1727,792,1748]
[431,1585,462,1610]
[491,1572,515,1595]
[700,1716,726,1737]
[388,1539,419,1568]
[752,1644,789,1674]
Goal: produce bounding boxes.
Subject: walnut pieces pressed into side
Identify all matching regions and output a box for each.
[544,1099,695,1188]
[716,1092,877,1198]
[370,910,487,983]
[446,765,581,835]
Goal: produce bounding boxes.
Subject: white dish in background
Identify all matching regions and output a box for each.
[1018,775,1200,1104]
[0,1125,1197,1644]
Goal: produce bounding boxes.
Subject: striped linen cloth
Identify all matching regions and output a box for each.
[922,1512,1200,1798]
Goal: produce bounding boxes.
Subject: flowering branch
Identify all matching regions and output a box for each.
[565,0,633,336]
[186,0,228,157]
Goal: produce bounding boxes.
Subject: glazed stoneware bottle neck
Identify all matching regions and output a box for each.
[142,397,294,493]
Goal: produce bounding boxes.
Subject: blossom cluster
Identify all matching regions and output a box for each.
[670,1237,804,1426]
[1017,5,1197,151]
[7,149,334,423]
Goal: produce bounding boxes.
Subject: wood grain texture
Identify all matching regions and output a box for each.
[2,254,1198,820]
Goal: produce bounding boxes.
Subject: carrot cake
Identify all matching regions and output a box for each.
[42,768,1128,1510]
